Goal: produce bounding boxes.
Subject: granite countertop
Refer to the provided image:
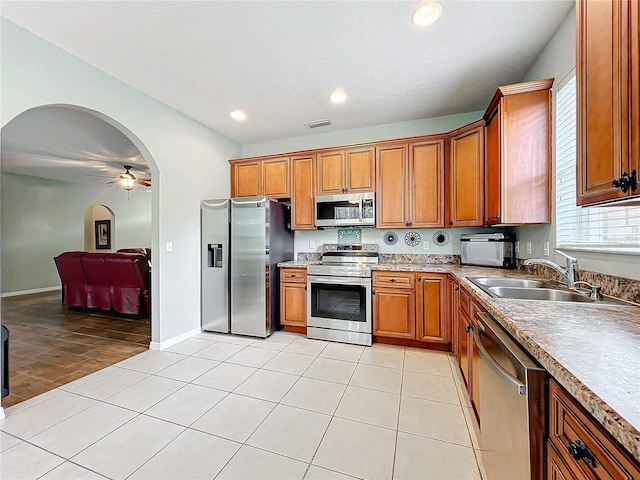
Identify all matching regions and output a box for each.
[278,260,321,267]
[282,261,640,461]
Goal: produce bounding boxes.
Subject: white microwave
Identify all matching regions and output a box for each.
[314,192,375,228]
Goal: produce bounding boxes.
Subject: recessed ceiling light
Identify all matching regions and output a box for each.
[230,110,246,121]
[330,89,348,104]
[412,2,442,27]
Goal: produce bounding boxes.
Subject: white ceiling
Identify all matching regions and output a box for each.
[1,0,574,147]
[1,106,151,187]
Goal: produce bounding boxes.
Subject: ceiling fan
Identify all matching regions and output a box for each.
[87,165,151,191]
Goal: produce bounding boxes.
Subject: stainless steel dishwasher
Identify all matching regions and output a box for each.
[473,312,546,480]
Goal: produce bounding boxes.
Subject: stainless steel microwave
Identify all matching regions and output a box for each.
[314,192,375,228]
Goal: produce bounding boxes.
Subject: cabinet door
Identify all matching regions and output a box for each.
[631,0,640,196]
[376,144,408,227]
[316,151,344,195]
[417,274,447,343]
[345,147,375,193]
[470,303,484,420]
[409,140,445,228]
[547,442,578,480]
[372,287,416,339]
[577,0,628,205]
[449,126,484,227]
[263,157,290,199]
[458,309,470,387]
[291,155,316,230]
[232,161,261,197]
[447,277,460,358]
[484,110,502,224]
[280,282,306,328]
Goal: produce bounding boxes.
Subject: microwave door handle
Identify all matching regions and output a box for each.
[359,197,363,222]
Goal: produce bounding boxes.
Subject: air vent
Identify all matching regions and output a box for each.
[304,118,332,129]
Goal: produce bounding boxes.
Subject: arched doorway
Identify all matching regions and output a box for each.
[0,104,159,408]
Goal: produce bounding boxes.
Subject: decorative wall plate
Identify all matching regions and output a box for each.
[404,231,421,247]
[383,231,398,246]
[432,230,450,246]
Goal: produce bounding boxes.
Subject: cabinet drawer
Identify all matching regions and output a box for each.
[280,268,307,283]
[548,379,640,480]
[373,271,415,288]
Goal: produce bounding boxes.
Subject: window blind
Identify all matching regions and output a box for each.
[555,75,640,253]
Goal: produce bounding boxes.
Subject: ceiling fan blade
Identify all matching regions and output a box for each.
[85,174,116,178]
[107,179,118,184]
[137,181,152,187]
[138,177,151,182]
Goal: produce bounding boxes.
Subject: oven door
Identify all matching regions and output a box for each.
[307,275,372,333]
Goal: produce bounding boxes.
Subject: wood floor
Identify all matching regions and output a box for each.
[1,291,150,408]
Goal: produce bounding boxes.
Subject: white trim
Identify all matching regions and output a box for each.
[1,286,61,298]
[149,327,201,351]
[0,407,5,420]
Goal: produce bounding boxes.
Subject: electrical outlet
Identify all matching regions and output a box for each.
[526,242,532,254]
[166,241,173,253]
[309,240,316,250]
[515,241,520,253]
[423,241,430,250]
[543,241,550,256]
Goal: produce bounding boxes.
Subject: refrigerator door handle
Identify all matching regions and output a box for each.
[202,199,229,208]
[232,197,267,206]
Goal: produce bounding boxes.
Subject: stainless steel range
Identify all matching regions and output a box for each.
[307,243,379,346]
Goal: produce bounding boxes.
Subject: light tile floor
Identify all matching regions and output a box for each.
[1,331,485,480]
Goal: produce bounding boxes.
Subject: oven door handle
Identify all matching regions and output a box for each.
[307,275,371,287]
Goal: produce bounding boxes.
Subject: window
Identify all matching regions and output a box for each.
[555,74,640,254]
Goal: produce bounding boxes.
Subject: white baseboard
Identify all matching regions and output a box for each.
[1,286,61,298]
[0,407,5,420]
[149,327,201,350]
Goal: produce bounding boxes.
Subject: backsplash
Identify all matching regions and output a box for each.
[518,261,640,304]
[296,252,459,264]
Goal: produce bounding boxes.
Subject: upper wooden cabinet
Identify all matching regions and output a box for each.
[577,0,639,205]
[483,79,553,225]
[376,139,445,229]
[448,122,485,227]
[316,147,375,195]
[230,156,290,199]
[290,155,316,230]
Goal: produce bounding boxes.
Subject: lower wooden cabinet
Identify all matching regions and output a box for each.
[280,268,307,328]
[548,378,640,479]
[372,271,447,345]
[416,274,447,343]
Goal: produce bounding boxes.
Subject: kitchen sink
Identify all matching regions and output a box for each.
[469,277,561,289]
[467,277,627,304]
[485,286,594,302]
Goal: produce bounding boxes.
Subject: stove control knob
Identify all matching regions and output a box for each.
[332,245,337,250]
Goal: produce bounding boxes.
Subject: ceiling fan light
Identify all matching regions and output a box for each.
[120,172,136,191]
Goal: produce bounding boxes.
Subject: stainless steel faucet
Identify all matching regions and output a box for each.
[523,250,579,290]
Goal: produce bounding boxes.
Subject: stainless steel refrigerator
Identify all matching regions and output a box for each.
[201,197,294,337]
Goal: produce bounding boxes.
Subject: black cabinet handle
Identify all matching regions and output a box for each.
[390,278,397,282]
[449,220,454,226]
[464,325,471,333]
[613,170,637,193]
[418,276,422,282]
[496,214,502,221]
[372,289,376,295]
[454,286,459,291]
[304,285,307,291]
[290,274,296,278]
[567,440,596,469]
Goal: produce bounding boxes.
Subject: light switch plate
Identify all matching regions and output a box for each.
[543,242,550,256]
[526,242,532,254]
[166,241,173,253]
[422,241,430,250]
[309,241,316,250]
[515,241,520,253]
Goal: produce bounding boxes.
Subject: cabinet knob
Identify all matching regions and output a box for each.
[454,286,459,291]
[304,285,307,291]
[372,289,376,295]
[449,220,454,226]
[418,276,422,282]
[390,278,397,282]
[496,215,502,221]
[290,274,296,278]
[613,170,637,193]
[464,325,471,333]
[405,221,413,227]
[567,440,596,469]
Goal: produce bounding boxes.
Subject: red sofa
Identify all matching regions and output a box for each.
[54,251,150,315]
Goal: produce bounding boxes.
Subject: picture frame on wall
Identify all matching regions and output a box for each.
[95,220,111,250]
